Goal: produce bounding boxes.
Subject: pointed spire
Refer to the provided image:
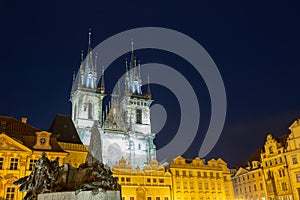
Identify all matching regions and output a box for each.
[88,28,92,47]
[131,38,134,53]
[81,50,84,62]
[100,66,105,94]
[147,74,152,99]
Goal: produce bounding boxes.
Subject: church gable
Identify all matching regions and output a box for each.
[235,167,249,176]
[0,133,32,152]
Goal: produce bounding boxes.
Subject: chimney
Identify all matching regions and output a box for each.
[21,117,27,124]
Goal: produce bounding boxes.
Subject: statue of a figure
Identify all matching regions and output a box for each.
[14,153,120,200]
[13,152,61,200]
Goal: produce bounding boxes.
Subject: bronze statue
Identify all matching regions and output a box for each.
[13,152,120,200]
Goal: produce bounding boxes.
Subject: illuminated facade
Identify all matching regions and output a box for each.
[113,157,173,200]
[232,118,300,200]
[0,115,88,200]
[232,164,268,200]
[70,31,156,169]
[169,156,234,200]
[286,119,300,200]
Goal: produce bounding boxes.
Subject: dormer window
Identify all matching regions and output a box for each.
[269,146,273,153]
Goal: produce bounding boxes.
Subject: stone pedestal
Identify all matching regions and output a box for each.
[38,189,121,200]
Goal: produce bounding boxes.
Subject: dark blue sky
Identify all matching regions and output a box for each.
[1,1,300,167]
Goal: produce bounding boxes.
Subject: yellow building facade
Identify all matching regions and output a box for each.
[0,115,88,200]
[232,118,300,200]
[286,119,300,200]
[232,164,268,200]
[113,157,173,200]
[169,156,234,200]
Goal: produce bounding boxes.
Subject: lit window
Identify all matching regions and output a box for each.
[292,157,298,164]
[29,159,37,171]
[0,158,4,170]
[6,187,15,200]
[269,146,273,153]
[136,109,142,124]
[9,158,18,170]
[296,174,300,182]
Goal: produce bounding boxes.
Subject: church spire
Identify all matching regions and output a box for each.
[147,74,152,100]
[99,66,105,94]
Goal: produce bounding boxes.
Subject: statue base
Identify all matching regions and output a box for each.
[38,189,121,200]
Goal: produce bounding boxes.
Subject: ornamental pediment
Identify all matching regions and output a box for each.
[0,133,31,152]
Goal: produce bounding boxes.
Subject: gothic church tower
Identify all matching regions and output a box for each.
[70,30,105,146]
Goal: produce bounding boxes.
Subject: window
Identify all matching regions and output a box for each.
[279,170,282,177]
[153,178,157,183]
[282,182,288,191]
[0,158,3,169]
[265,161,268,167]
[122,197,126,200]
[252,174,255,178]
[204,182,209,190]
[138,144,141,150]
[292,157,298,164]
[6,187,15,200]
[296,174,300,182]
[269,146,273,153]
[164,197,169,200]
[269,160,273,166]
[210,172,214,178]
[147,197,152,200]
[254,184,257,191]
[203,172,207,177]
[136,109,142,124]
[260,183,263,190]
[29,159,37,170]
[121,177,125,182]
[175,170,179,176]
[156,197,160,200]
[216,173,220,178]
[280,157,283,163]
[9,158,18,170]
[88,102,93,119]
[130,197,134,200]
[275,158,278,164]
[197,172,201,177]
[190,181,194,190]
[183,182,188,190]
[182,170,186,177]
[211,183,215,190]
[147,178,151,183]
[126,178,131,182]
[159,179,164,183]
[189,171,193,177]
[198,182,202,191]
[176,182,181,190]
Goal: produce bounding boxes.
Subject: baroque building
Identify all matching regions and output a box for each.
[169,156,234,200]
[70,31,156,169]
[232,118,300,200]
[0,115,88,200]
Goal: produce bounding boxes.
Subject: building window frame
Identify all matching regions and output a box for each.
[9,158,18,170]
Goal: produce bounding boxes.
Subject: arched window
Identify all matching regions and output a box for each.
[88,103,93,119]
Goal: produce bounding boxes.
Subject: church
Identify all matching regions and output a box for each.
[70,30,156,169]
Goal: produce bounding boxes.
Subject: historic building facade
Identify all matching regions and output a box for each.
[113,157,173,200]
[0,115,88,200]
[232,118,300,200]
[169,156,234,200]
[70,31,156,169]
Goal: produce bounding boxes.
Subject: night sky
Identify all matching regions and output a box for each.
[1,1,300,167]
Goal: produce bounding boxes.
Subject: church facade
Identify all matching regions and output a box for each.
[70,31,156,169]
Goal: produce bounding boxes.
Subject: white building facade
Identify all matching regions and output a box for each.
[70,32,156,169]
